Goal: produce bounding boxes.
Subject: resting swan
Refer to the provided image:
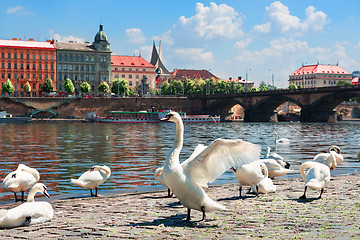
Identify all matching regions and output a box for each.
[0,183,53,228]
[71,165,111,197]
[154,144,207,197]
[264,146,290,169]
[313,145,343,170]
[2,164,40,202]
[231,161,268,199]
[258,158,293,179]
[160,111,261,221]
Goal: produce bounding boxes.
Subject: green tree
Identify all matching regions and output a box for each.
[24,81,31,97]
[2,79,15,96]
[214,80,228,94]
[183,78,194,95]
[64,78,75,93]
[288,83,298,90]
[192,79,205,95]
[41,78,55,93]
[80,81,91,94]
[259,81,268,91]
[160,81,170,95]
[111,78,131,96]
[171,80,183,96]
[250,87,259,92]
[336,80,352,86]
[98,81,110,94]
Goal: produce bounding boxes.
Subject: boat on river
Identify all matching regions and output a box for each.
[90,110,220,123]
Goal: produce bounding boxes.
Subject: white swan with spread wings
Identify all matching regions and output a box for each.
[160,111,261,221]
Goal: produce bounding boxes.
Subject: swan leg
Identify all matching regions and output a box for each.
[255,186,259,197]
[14,193,19,202]
[21,191,25,201]
[167,188,173,197]
[186,208,191,222]
[200,206,206,222]
[239,186,244,199]
[95,188,98,197]
[299,186,307,199]
[24,217,31,226]
[90,189,94,197]
[318,188,324,199]
[247,187,252,194]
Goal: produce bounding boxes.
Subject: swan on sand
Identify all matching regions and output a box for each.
[231,161,268,199]
[160,111,261,221]
[2,164,40,202]
[71,165,111,197]
[0,183,53,228]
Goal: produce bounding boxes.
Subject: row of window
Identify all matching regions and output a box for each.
[57,74,109,82]
[292,80,343,86]
[114,74,146,80]
[114,67,147,72]
[1,63,54,70]
[1,52,54,60]
[58,64,94,72]
[291,74,350,80]
[1,72,54,80]
[57,54,109,62]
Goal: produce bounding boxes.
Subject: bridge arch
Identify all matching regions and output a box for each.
[244,95,304,122]
[205,98,247,121]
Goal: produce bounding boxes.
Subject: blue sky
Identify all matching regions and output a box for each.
[1,0,359,88]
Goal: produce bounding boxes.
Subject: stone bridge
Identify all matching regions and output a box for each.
[1,85,359,122]
[194,85,360,122]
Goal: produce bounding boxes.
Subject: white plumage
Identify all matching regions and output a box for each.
[160,111,261,221]
[313,145,343,170]
[71,165,111,197]
[2,164,40,202]
[0,183,53,228]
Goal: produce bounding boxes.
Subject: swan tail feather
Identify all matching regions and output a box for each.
[71,179,86,188]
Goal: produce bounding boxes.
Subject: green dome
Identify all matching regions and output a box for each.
[94,24,108,43]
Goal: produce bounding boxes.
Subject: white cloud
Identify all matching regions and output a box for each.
[176,2,243,40]
[49,30,85,43]
[252,1,329,35]
[126,28,146,44]
[7,6,33,15]
[174,48,214,63]
[234,39,252,49]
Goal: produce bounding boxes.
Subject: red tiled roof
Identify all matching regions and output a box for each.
[291,64,350,75]
[172,69,219,79]
[111,55,154,68]
[0,39,56,49]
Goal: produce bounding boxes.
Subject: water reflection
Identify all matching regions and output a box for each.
[0,121,359,203]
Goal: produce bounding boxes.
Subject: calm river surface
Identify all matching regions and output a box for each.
[0,121,359,203]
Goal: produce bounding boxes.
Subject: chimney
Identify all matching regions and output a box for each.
[12,38,17,41]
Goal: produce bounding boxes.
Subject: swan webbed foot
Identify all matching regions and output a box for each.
[186,208,191,222]
[255,186,259,197]
[200,206,206,222]
[24,217,31,226]
[90,188,99,197]
[299,194,307,200]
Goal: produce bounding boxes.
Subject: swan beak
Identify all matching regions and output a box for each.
[160,115,171,121]
[44,190,50,198]
[230,167,237,172]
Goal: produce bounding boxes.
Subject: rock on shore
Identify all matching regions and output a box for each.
[0,173,360,239]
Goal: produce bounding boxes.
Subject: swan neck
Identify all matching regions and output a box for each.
[27,188,38,202]
[166,118,183,166]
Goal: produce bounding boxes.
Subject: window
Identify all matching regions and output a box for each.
[51,74,53,79]
[27,54,29,59]
[51,64,53,70]
[27,64,30,69]
[136,75,139,79]
[70,55,73,61]
[45,65,48,70]
[27,74,29,79]
[21,83,23,89]
[129,68,132,71]
[14,63,17,69]
[45,55,47,60]
[39,74,42,79]
[14,73,17,79]
[7,73,10,78]
[21,63,23,69]
[33,74,35,79]
[33,54,35,60]
[122,74,125,78]
[86,66,89,71]
[122,68,125,71]
[91,76,94,81]
[8,53,11,59]
[51,55,53,60]
[136,68,139,71]
[129,74,132,79]
[69,65,73,71]
[39,64,42,70]
[64,55,67,61]
[1,53,4,58]
[64,65,67,70]
[14,54,17,59]
[1,73,4,79]
[39,54,41,60]
[1,63,4,69]
[81,75,84,81]
[33,84,36,89]
[91,66,94,72]
[33,64,36,70]
[21,73,23,79]
[8,63,11,69]
[85,56,89,61]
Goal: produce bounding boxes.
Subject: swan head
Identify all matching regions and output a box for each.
[328,145,341,154]
[90,165,111,175]
[32,183,50,198]
[160,111,181,123]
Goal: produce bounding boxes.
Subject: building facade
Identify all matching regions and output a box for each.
[289,64,352,88]
[111,55,155,95]
[0,39,56,97]
[172,69,219,80]
[55,24,111,96]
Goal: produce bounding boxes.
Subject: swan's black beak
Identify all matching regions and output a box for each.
[160,114,172,121]
[43,187,50,198]
[285,162,291,169]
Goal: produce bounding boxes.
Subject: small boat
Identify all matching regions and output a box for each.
[0,111,31,123]
[90,110,220,123]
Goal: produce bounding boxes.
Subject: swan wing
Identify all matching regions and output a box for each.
[181,144,207,166]
[182,139,261,187]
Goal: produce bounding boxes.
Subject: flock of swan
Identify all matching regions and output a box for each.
[0,111,345,228]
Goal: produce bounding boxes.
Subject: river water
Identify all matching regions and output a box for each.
[0,121,359,203]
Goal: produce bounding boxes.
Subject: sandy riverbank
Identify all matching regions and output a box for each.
[0,173,359,239]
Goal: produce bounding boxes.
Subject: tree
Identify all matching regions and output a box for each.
[250,87,259,92]
[111,78,131,96]
[160,81,170,95]
[288,83,298,90]
[64,78,75,93]
[98,81,110,94]
[24,81,31,97]
[336,80,352,86]
[2,79,15,96]
[171,80,183,96]
[41,78,55,93]
[259,81,268,91]
[80,81,91,94]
